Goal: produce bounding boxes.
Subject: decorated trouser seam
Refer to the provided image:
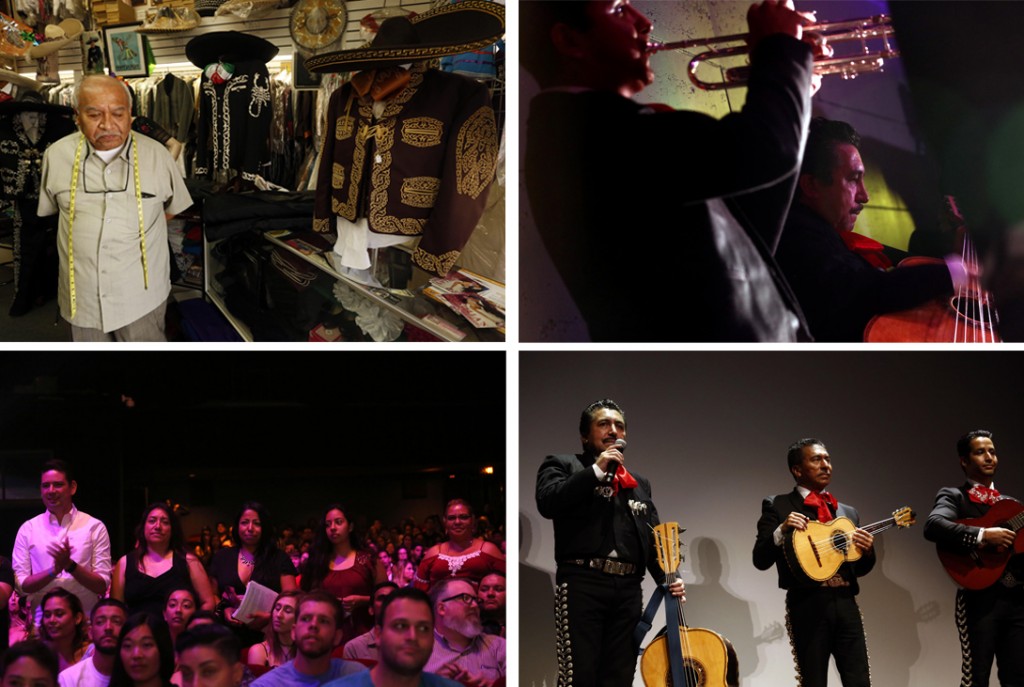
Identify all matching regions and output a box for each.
[785,603,804,687]
[955,589,974,687]
[554,581,574,686]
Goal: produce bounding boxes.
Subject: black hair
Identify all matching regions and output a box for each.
[175,623,241,664]
[1,640,59,684]
[185,610,221,629]
[300,504,364,592]
[787,438,826,469]
[232,501,282,583]
[578,399,625,437]
[132,502,187,565]
[109,613,175,687]
[957,430,993,459]
[91,598,129,622]
[521,1,593,87]
[40,459,74,484]
[376,587,433,628]
[800,117,862,187]
[39,588,87,652]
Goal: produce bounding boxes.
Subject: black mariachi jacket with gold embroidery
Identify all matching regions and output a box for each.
[312,65,498,276]
[194,61,273,181]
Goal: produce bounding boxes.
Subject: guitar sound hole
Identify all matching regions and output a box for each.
[667,659,705,687]
[950,295,996,328]
[831,531,848,554]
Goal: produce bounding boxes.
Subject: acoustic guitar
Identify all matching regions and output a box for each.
[936,498,1024,590]
[640,522,729,687]
[785,507,915,583]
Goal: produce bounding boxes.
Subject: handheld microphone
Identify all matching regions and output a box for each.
[605,438,627,481]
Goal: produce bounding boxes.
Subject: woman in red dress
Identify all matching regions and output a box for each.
[414,499,505,591]
[298,504,386,649]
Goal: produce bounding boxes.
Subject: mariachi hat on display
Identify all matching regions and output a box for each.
[289,0,347,53]
[26,18,84,59]
[137,6,202,33]
[194,0,226,17]
[0,68,42,91]
[215,0,280,20]
[0,88,72,115]
[0,12,34,58]
[185,30,278,68]
[304,0,503,73]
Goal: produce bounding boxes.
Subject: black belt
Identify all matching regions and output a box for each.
[561,557,637,576]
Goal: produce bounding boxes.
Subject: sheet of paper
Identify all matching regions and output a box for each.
[233,580,278,624]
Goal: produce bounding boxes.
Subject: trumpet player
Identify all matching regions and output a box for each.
[522,0,823,342]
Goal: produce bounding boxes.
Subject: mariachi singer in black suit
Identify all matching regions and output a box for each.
[536,398,684,687]
[753,438,875,687]
[923,430,1024,687]
[521,0,821,342]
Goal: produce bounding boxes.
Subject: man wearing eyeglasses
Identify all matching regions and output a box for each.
[39,74,192,341]
[424,578,505,686]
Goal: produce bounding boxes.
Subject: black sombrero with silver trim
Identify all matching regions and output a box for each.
[304,0,503,74]
[186,30,278,68]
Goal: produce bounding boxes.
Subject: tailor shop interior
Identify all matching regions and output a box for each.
[0,0,506,342]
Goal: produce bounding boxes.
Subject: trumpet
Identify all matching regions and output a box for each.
[647,14,899,91]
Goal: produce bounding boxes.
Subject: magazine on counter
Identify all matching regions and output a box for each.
[422,269,505,330]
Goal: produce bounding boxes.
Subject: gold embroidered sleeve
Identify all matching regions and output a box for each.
[456,105,498,200]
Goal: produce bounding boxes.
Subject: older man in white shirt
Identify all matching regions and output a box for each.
[12,459,112,623]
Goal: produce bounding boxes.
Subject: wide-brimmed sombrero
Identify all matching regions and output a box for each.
[0,68,41,91]
[304,0,503,74]
[0,12,34,58]
[0,88,72,115]
[290,0,347,53]
[137,6,201,34]
[185,30,278,67]
[26,18,84,59]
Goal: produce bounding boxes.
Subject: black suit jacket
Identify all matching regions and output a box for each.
[524,35,814,342]
[923,482,1024,583]
[536,453,665,583]
[753,488,876,593]
[775,203,953,341]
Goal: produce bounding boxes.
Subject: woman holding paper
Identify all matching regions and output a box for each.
[207,502,297,648]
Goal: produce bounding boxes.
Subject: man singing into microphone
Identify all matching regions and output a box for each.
[536,398,685,687]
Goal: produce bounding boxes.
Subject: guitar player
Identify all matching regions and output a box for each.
[924,430,1024,687]
[753,438,875,687]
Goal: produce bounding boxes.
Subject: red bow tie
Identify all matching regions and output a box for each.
[610,465,638,495]
[804,491,837,522]
[968,484,1001,505]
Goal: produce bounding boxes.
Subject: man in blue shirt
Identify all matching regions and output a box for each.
[324,588,460,687]
[252,591,367,687]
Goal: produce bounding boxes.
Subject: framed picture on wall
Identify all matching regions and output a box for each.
[82,30,105,74]
[104,23,148,77]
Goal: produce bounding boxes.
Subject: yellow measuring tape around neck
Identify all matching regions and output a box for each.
[67,132,149,319]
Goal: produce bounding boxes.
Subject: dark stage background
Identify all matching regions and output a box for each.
[520,351,1022,686]
[0,352,506,562]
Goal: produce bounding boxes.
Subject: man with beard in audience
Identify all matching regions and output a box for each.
[424,579,504,686]
[57,599,127,687]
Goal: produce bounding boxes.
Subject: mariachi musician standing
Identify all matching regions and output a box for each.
[536,399,684,687]
[753,438,875,687]
[924,430,1024,687]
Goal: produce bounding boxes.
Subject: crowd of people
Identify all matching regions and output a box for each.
[0,460,507,687]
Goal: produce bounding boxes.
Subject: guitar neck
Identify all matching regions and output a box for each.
[861,516,898,536]
[1007,509,1024,534]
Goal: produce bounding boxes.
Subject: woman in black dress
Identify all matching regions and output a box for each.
[112,503,216,617]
